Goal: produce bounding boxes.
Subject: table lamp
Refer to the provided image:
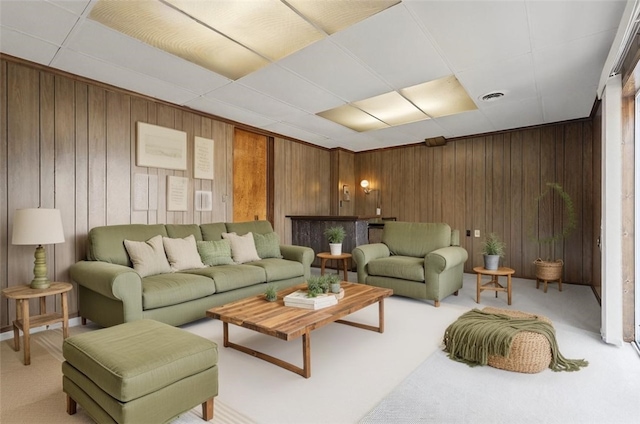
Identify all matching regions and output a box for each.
[12,208,65,289]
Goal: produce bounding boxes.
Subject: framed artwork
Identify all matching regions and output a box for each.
[343,184,351,201]
[195,190,213,211]
[194,137,214,180]
[136,122,187,170]
[167,176,189,211]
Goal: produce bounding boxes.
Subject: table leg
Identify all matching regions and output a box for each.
[507,275,512,305]
[320,258,327,276]
[302,329,311,378]
[22,299,30,365]
[61,292,69,339]
[342,258,348,281]
[476,273,481,303]
[223,322,229,347]
[13,299,21,351]
[39,296,46,314]
[378,299,385,333]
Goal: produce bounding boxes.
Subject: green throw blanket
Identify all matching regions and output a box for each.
[443,309,588,372]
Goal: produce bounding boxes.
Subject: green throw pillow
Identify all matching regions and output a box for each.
[197,239,234,266]
[252,232,282,259]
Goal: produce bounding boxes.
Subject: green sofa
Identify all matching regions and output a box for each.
[352,222,468,307]
[70,220,314,328]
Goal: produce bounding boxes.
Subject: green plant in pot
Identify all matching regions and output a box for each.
[306,276,325,298]
[326,274,341,294]
[481,233,506,270]
[530,182,577,282]
[324,226,346,255]
[264,284,278,302]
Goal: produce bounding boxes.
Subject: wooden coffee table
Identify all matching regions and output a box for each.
[206,282,393,378]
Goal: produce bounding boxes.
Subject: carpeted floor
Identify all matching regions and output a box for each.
[1,272,638,423]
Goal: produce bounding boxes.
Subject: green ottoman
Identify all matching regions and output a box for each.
[62,319,218,423]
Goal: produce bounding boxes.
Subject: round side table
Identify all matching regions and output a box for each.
[473,267,515,305]
[317,252,352,282]
[1,282,73,365]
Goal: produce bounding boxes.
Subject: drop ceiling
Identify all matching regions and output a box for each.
[0,0,628,152]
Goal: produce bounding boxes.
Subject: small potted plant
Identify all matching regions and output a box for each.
[306,276,325,297]
[481,232,506,270]
[326,274,341,294]
[264,284,278,302]
[324,226,346,255]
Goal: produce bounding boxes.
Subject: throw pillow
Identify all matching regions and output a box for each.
[252,232,282,259]
[197,239,234,266]
[162,235,205,271]
[124,235,172,278]
[222,232,261,264]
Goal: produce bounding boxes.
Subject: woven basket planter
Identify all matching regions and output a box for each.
[483,307,552,374]
[534,258,563,281]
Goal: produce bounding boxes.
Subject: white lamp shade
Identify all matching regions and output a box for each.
[12,208,65,245]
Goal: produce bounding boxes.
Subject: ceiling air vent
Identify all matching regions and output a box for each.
[480,91,505,102]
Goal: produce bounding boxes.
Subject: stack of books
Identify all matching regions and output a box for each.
[283,290,338,310]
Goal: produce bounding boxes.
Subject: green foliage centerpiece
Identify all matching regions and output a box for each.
[481,233,506,270]
[324,226,346,255]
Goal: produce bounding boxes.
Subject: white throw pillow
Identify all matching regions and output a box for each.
[124,235,172,277]
[163,234,206,271]
[222,232,261,264]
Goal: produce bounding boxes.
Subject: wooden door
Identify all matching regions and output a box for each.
[233,129,269,222]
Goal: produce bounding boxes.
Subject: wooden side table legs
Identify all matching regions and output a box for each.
[536,277,562,293]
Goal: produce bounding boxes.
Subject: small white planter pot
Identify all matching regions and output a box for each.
[329,243,342,255]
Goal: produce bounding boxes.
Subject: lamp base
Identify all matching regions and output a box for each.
[30,277,51,290]
[31,245,51,289]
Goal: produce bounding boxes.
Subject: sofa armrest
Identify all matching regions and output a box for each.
[70,261,144,324]
[280,245,315,278]
[352,243,391,284]
[425,246,469,274]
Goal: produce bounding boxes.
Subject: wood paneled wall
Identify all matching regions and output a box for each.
[355,123,596,284]
[273,137,331,244]
[1,58,331,331]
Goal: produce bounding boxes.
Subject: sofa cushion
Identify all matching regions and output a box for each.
[165,224,203,241]
[89,224,168,266]
[142,273,216,309]
[200,222,227,241]
[226,220,274,235]
[183,265,266,293]
[222,232,261,264]
[163,235,205,271]
[62,319,217,402]
[253,232,282,259]
[382,222,452,257]
[367,256,425,282]
[124,235,172,278]
[248,258,303,282]
[197,239,234,266]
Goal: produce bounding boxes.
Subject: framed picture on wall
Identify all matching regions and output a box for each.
[136,122,187,170]
[194,136,214,180]
[167,176,189,211]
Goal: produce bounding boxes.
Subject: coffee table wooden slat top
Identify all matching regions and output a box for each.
[207,282,392,341]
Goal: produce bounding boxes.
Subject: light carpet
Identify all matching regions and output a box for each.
[2,272,638,424]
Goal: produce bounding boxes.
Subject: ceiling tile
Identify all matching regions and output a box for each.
[48,0,91,16]
[65,20,230,95]
[205,83,308,121]
[405,0,531,72]
[534,30,616,98]
[262,122,329,145]
[0,27,60,65]
[528,0,627,50]
[388,118,451,140]
[480,97,544,131]
[332,3,451,89]
[51,48,200,105]
[185,96,277,128]
[434,110,495,138]
[238,63,344,113]
[541,86,598,124]
[284,113,356,139]
[0,0,80,45]
[278,38,391,101]
[456,53,537,106]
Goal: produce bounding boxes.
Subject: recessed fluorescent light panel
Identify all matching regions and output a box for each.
[89,0,400,80]
[317,105,389,132]
[317,75,477,132]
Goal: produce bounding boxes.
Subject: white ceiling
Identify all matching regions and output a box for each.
[0,0,628,152]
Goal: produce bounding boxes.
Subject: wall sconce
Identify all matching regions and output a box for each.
[360,180,371,194]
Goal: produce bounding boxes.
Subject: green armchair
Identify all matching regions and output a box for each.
[352,222,468,307]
